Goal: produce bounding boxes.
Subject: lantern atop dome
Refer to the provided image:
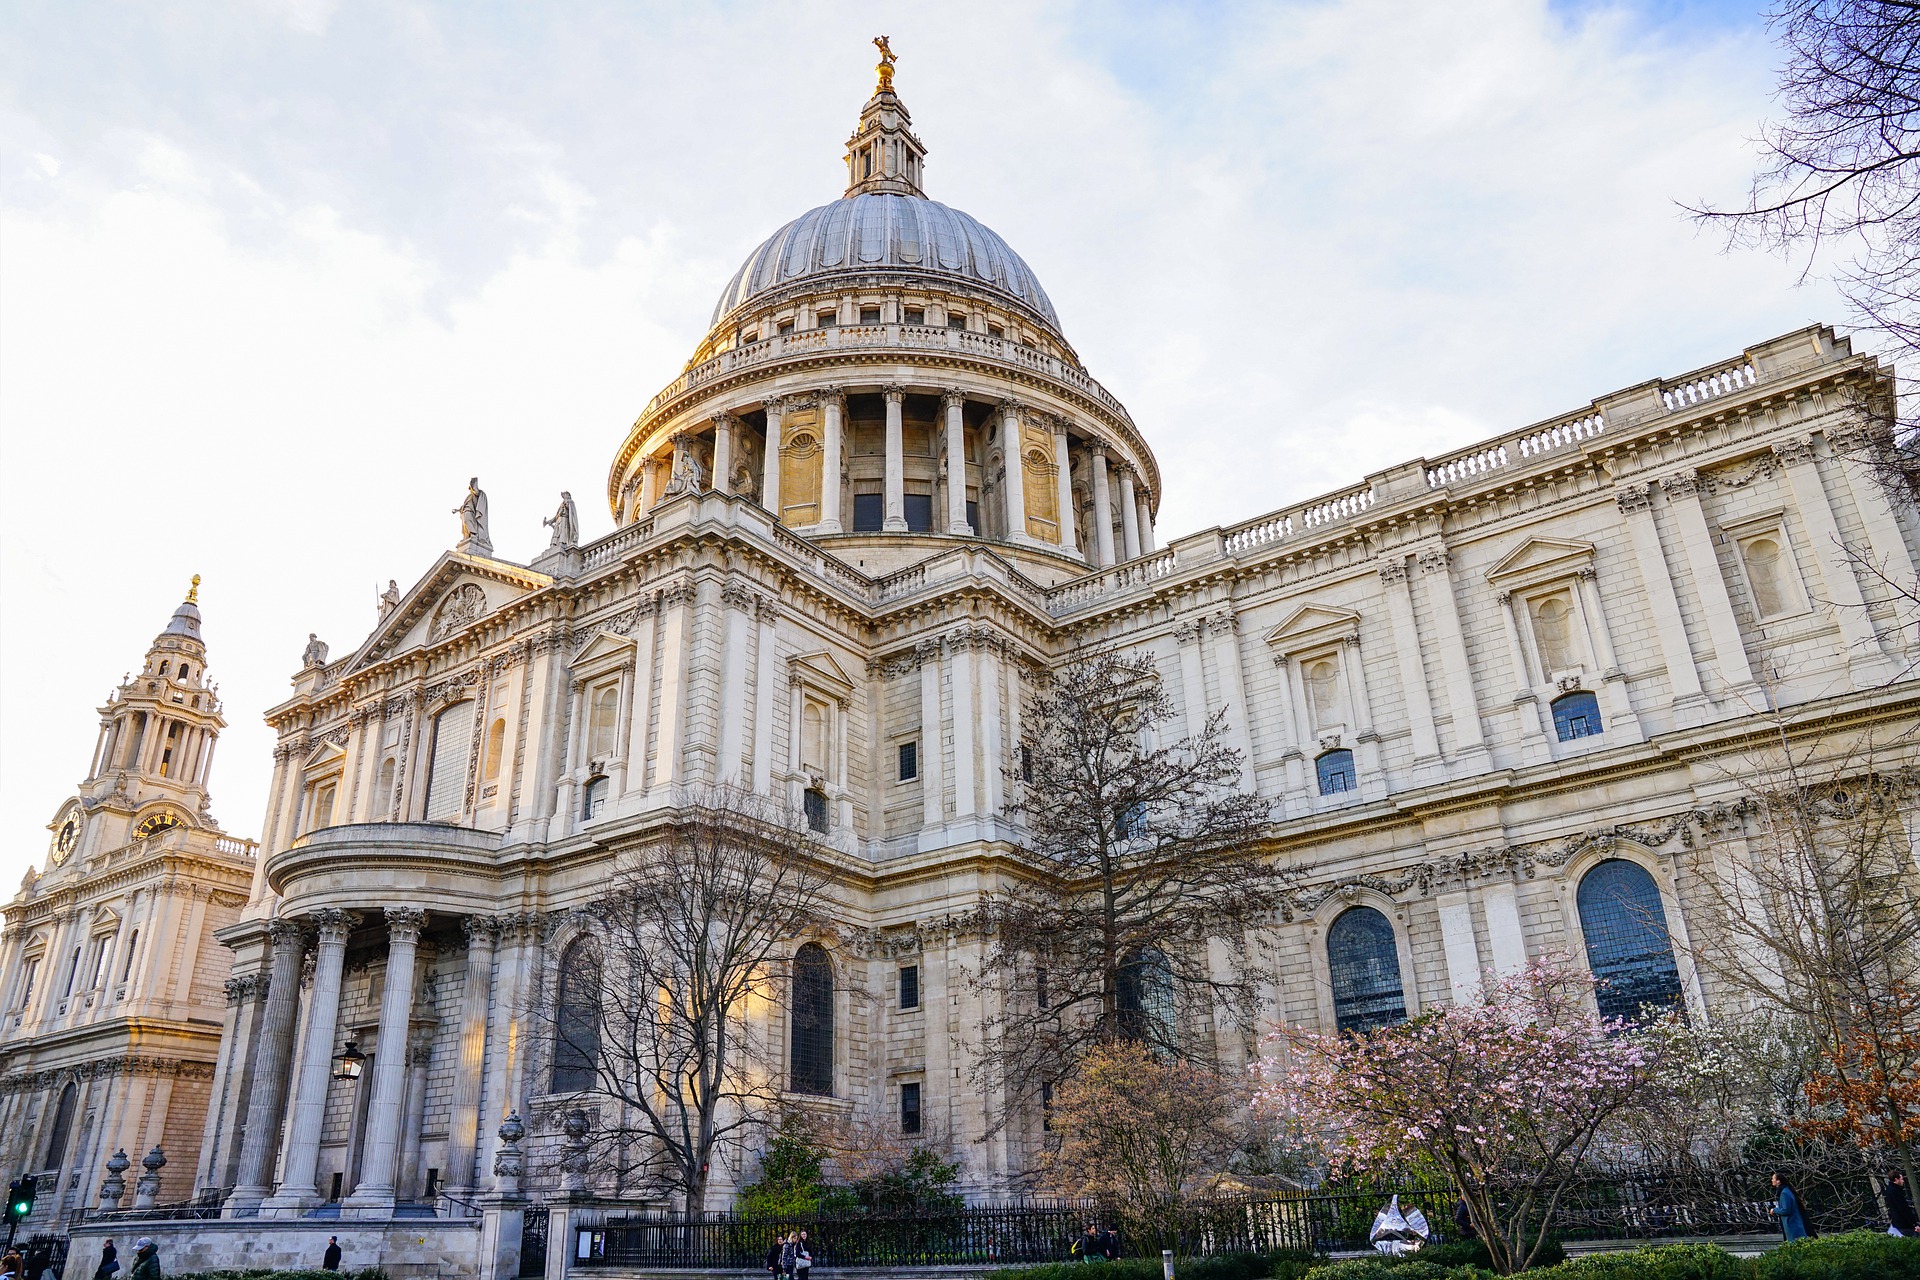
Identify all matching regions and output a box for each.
[845,36,927,199]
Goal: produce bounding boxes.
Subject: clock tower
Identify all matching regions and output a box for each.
[45,577,230,875]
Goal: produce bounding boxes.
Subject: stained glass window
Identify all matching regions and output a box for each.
[790,943,835,1095]
[551,939,601,1093]
[1328,906,1406,1033]
[1577,859,1684,1023]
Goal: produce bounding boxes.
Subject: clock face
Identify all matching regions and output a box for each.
[135,812,180,840]
[51,814,81,864]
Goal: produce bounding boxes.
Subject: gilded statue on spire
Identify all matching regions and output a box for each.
[187,574,200,604]
[874,35,896,92]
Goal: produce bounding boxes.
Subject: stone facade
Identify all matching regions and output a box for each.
[171,57,1920,1258]
[0,587,258,1228]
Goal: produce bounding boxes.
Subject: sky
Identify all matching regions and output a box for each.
[0,0,1857,892]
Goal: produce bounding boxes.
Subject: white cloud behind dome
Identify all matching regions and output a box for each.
[0,0,1851,892]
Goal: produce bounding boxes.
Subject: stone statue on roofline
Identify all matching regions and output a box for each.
[544,491,579,550]
[455,476,493,556]
[378,579,401,618]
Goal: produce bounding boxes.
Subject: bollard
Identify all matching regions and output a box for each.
[1162,1249,1174,1280]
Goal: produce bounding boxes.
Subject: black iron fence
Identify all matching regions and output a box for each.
[567,1168,1828,1269]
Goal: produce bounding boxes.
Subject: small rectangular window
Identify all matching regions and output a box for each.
[899,964,920,1009]
[966,498,980,532]
[904,308,925,326]
[1040,1080,1054,1131]
[898,740,919,782]
[948,314,967,330]
[740,331,758,346]
[903,492,934,532]
[900,1081,922,1135]
[803,788,829,834]
[777,319,794,335]
[988,325,1005,339]
[817,312,837,328]
[852,492,885,532]
[860,307,882,325]
[1019,744,1033,783]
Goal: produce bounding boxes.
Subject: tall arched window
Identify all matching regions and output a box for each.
[484,719,507,782]
[1327,906,1407,1033]
[551,938,601,1093]
[1551,691,1603,742]
[588,686,619,760]
[1116,947,1175,1047]
[1577,860,1684,1023]
[790,942,835,1096]
[42,1080,78,1171]
[423,700,475,821]
[312,783,337,831]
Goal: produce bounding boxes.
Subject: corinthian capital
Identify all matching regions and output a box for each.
[310,908,361,945]
[384,906,429,943]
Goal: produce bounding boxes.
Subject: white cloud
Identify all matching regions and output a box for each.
[0,0,1852,894]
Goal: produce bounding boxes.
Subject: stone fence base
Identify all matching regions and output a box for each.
[66,1218,485,1280]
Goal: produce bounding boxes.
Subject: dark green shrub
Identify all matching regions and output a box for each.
[989,1250,1319,1280]
[1750,1229,1920,1280]
[986,1261,1167,1280]
[1419,1237,1564,1271]
[1534,1243,1745,1280]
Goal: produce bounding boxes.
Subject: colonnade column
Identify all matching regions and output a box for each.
[883,386,908,531]
[1136,489,1155,554]
[1089,445,1116,567]
[262,909,357,1216]
[819,389,845,533]
[998,400,1029,543]
[443,915,499,1199]
[710,413,735,495]
[761,398,785,518]
[638,456,659,515]
[343,907,428,1218]
[1051,423,1078,557]
[223,919,308,1215]
[1117,465,1141,561]
[943,390,971,535]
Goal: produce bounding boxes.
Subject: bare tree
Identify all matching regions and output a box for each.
[1681,721,1920,1192]
[536,784,838,1211]
[974,650,1281,1128]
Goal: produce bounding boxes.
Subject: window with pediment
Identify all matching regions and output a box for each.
[587,685,619,761]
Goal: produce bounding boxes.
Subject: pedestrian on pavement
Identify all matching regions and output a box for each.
[93,1239,120,1280]
[1099,1224,1121,1261]
[2,1252,22,1280]
[323,1236,342,1270]
[794,1229,812,1280]
[1886,1170,1916,1237]
[763,1238,783,1276]
[1771,1172,1809,1242]
[779,1231,798,1279]
[1071,1224,1102,1263]
[128,1238,161,1280]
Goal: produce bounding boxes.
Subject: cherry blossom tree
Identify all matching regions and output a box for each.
[1253,957,1668,1276]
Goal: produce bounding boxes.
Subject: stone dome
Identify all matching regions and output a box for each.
[710,192,1061,332]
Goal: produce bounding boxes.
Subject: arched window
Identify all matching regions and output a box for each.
[1741,535,1792,618]
[1116,947,1175,1047]
[423,700,475,822]
[1327,906,1406,1034]
[1576,860,1684,1023]
[551,938,601,1093]
[312,783,336,831]
[790,942,835,1096]
[1551,691,1603,742]
[43,1080,78,1171]
[121,931,139,982]
[1305,659,1342,728]
[484,718,507,782]
[1316,749,1357,796]
[588,686,618,760]
[582,775,609,821]
[803,787,829,834]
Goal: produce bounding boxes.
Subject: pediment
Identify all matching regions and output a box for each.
[1265,604,1361,657]
[303,740,347,772]
[789,651,854,699]
[342,553,553,674]
[572,630,636,676]
[90,906,122,932]
[1485,536,1595,587]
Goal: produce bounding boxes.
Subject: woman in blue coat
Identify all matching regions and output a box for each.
[1771,1172,1809,1241]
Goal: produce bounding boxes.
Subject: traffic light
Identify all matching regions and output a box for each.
[6,1174,35,1223]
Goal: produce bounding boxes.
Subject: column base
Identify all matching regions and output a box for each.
[342,1187,397,1219]
[883,517,909,532]
[222,1186,270,1218]
[948,522,975,537]
[259,1188,324,1219]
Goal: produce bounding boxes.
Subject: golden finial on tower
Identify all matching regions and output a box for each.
[187,573,200,604]
[873,35,896,92]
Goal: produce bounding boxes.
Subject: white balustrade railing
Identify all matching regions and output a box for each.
[1302,487,1374,528]
[581,521,654,569]
[1426,444,1509,489]
[1223,513,1293,554]
[1661,362,1756,413]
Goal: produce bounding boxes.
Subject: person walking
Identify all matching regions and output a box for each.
[1070,1224,1102,1263]
[128,1239,161,1280]
[763,1237,783,1276]
[1771,1172,1809,1242]
[778,1232,798,1280]
[1099,1224,1120,1261]
[1886,1170,1917,1237]
[794,1230,812,1280]
[93,1240,119,1280]
[322,1237,342,1271]
[2,1252,22,1280]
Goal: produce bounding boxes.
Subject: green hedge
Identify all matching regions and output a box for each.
[1533,1244,1746,1280]
[988,1249,1318,1280]
[1748,1230,1920,1280]
[169,1269,388,1280]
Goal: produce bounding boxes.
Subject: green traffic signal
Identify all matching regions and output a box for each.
[6,1174,35,1222]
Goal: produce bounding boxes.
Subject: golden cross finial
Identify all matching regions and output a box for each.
[187,574,200,604]
[874,35,896,92]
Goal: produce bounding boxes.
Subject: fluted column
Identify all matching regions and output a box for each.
[943,390,971,534]
[1053,423,1079,557]
[998,400,1030,543]
[1117,465,1141,561]
[224,919,307,1215]
[710,413,735,495]
[638,455,660,514]
[443,916,498,1198]
[761,398,784,518]
[1089,444,1116,567]
[262,909,357,1217]
[343,907,428,1218]
[819,388,845,533]
[882,385,908,531]
[1137,489,1155,554]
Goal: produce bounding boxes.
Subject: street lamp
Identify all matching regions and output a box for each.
[331,1039,366,1081]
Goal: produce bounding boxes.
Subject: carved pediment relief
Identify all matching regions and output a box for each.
[342,554,554,675]
[789,651,855,701]
[302,740,347,773]
[430,583,490,642]
[1264,604,1361,658]
[571,630,636,680]
[1485,536,1595,591]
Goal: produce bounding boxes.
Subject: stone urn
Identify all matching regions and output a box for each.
[99,1148,131,1210]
